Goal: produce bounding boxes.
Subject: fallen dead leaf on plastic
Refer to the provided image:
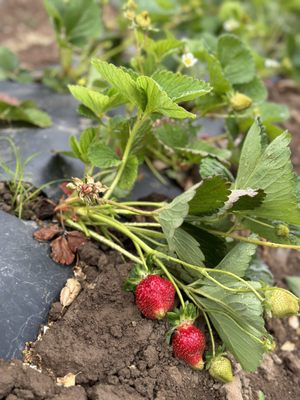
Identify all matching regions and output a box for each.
[50,236,75,265]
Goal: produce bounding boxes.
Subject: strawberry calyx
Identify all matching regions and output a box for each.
[124,263,160,292]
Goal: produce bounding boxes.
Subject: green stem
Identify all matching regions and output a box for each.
[207,228,300,250]
[104,114,147,199]
[105,199,158,216]
[65,218,143,264]
[154,257,185,309]
[145,156,168,185]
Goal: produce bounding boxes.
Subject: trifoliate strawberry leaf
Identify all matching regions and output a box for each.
[158,186,198,243]
[213,241,257,281]
[236,119,300,225]
[44,0,102,47]
[136,76,195,119]
[217,34,255,85]
[170,227,205,264]
[92,59,143,108]
[205,53,231,94]
[151,70,212,102]
[245,256,273,286]
[256,102,290,123]
[200,158,234,181]
[69,85,111,118]
[188,176,231,216]
[88,143,120,168]
[193,282,266,371]
[197,290,266,372]
[181,223,227,267]
[0,100,52,127]
[176,140,231,162]
[147,37,182,61]
[119,155,139,190]
[234,77,267,104]
[226,189,266,212]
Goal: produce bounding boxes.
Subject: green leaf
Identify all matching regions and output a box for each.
[136,76,195,119]
[119,155,138,190]
[228,189,266,212]
[147,37,182,61]
[0,100,52,127]
[151,70,212,102]
[79,128,97,156]
[205,53,231,94]
[236,119,300,225]
[0,47,19,79]
[69,85,110,118]
[181,223,227,267]
[188,176,231,216]
[92,59,143,108]
[256,102,290,123]
[44,0,102,47]
[158,186,198,242]
[217,34,255,85]
[234,77,267,104]
[171,227,205,264]
[286,276,300,297]
[200,158,234,181]
[214,241,257,281]
[245,256,273,286]
[69,136,82,159]
[176,140,231,162]
[198,289,266,372]
[88,143,120,168]
[154,123,189,149]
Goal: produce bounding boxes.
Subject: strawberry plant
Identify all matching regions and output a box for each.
[51,4,300,380]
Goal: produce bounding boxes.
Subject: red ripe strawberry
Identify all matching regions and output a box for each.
[172,323,206,369]
[135,275,175,320]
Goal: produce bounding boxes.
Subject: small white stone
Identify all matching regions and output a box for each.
[288,315,299,330]
[281,341,296,352]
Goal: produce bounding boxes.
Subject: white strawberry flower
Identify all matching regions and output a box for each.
[182,52,198,68]
[265,58,280,69]
[223,18,240,32]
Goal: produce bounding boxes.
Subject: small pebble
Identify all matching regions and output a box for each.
[288,315,299,330]
[281,341,296,352]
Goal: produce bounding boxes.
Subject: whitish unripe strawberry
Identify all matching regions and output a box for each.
[135,275,175,319]
[209,356,233,383]
[230,92,252,111]
[266,288,299,318]
[172,323,206,369]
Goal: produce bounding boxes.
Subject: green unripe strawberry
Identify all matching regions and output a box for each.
[230,92,252,111]
[209,356,233,383]
[266,288,299,318]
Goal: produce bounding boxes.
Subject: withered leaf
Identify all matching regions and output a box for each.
[50,236,75,265]
[67,230,88,253]
[33,224,62,241]
[57,372,76,387]
[60,278,81,307]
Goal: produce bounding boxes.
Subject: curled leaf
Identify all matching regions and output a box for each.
[33,224,62,241]
[66,231,88,253]
[60,278,81,307]
[57,372,76,387]
[50,236,75,265]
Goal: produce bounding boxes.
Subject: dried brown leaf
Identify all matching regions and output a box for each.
[50,236,75,265]
[33,224,62,241]
[60,278,81,307]
[57,372,76,387]
[66,230,88,253]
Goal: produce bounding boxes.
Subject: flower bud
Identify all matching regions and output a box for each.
[135,11,151,29]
